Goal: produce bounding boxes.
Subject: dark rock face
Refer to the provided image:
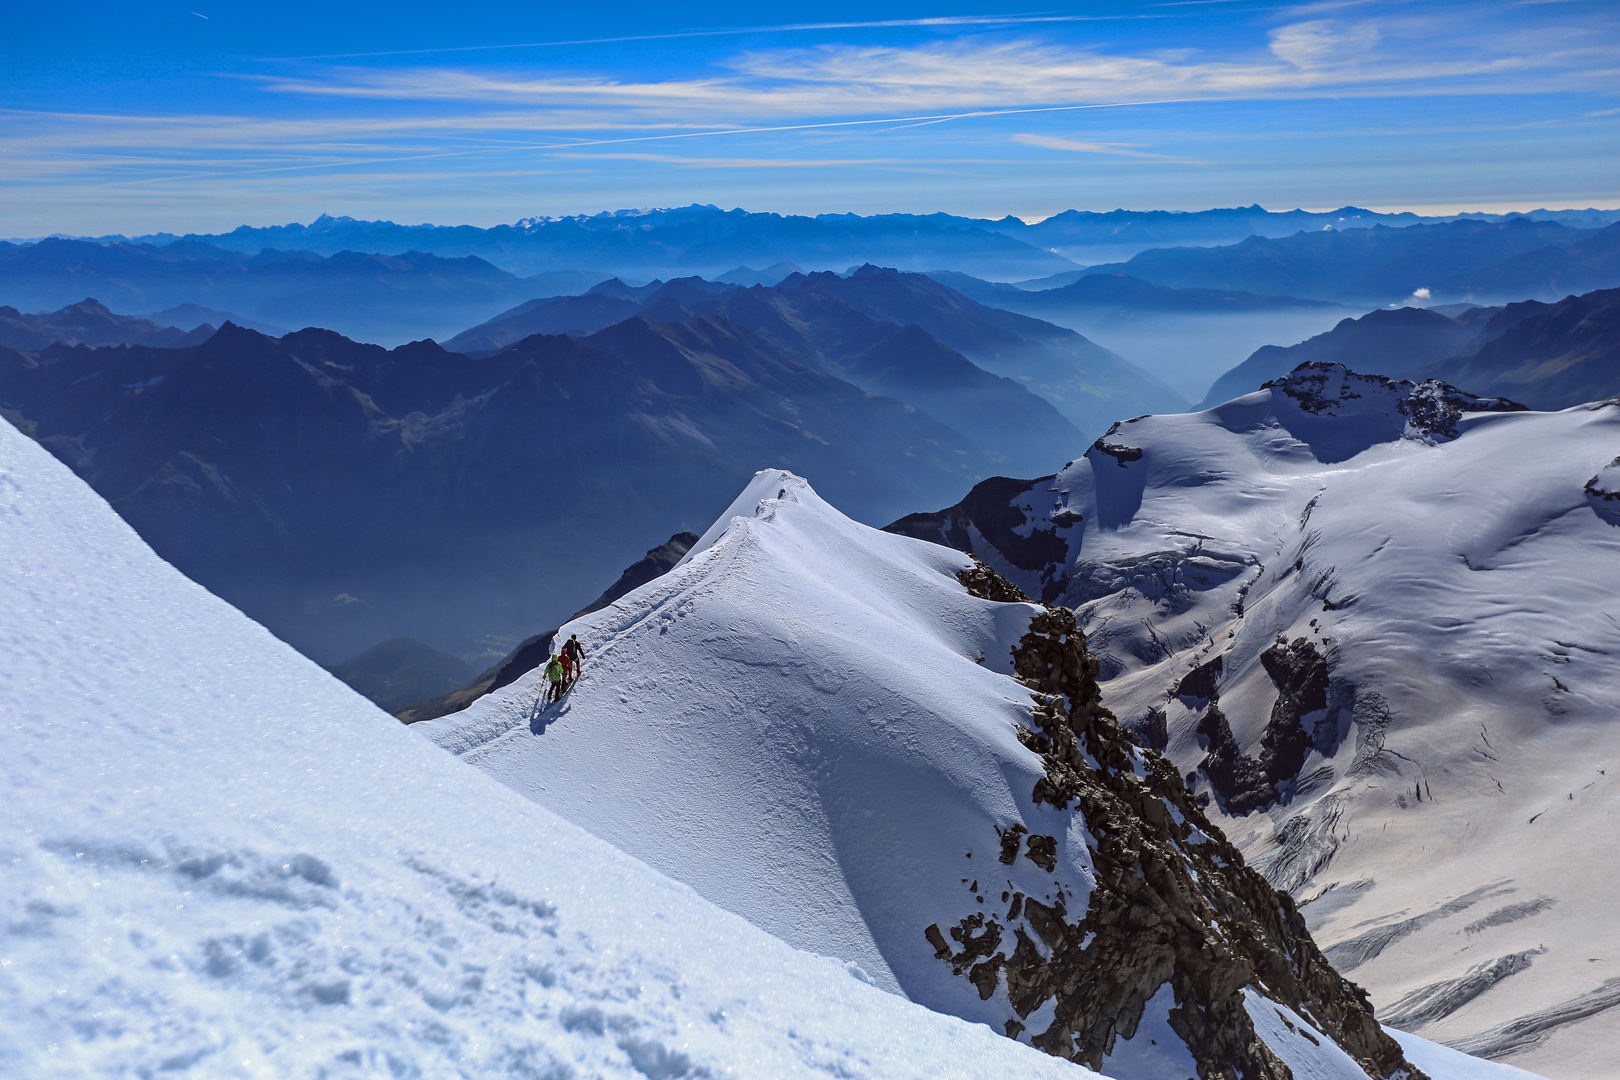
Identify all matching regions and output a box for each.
[1195,638,1331,816]
[1584,455,1620,526]
[930,561,1420,1080]
[1263,362,1526,442]
[1091,437,1145,467]
[885,475,1073,600]
[1124,707,1170,751]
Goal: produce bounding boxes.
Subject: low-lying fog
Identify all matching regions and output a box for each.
[1041,308,1367,405]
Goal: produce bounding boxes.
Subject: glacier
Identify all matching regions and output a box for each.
[889,362,1620,1077]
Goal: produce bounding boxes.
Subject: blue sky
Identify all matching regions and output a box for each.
[4,0,1618,234]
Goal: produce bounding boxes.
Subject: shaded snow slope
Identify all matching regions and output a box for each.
[426,471,1058,1009]
[896,363,1620,1078]
[424,468,1475,1080]
[0,422,1096,1080]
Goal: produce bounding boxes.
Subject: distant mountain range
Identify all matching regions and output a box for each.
[325,637,475,714]
[0,319,1009,661]
[4,214,1615,356]
[84,206,1084,281]
[394,530,699,722]
[0,269,1173,660]
[0,298,210,351]
[450,265,1186,439]
[0,239,608,344]
[987,204,1620,264]
[922,270,1358,401]
[1085,219,1620,306]
[42,203,1620,277]
[1200,287,1620,409]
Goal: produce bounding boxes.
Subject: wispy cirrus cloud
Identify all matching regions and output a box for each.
[1011,133,1199,162]
[4,0,1618,233]
[272,12,1171,62]
[258,17,1620,124]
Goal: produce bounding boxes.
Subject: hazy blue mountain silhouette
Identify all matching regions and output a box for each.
[1436,222,1620,302]
[110,206,1082,280]
[0,319,1022,661]
[0,239,569,344]
[447,265,1183,442]
[139,302,290,336]
[1087,219,1595,304]
[101,205,1620,277]
[0,298,208,350]
[1199,287,1620,410]
[780,265,1187,432]
[1423,287,1620,409]
[1199,306,1489,408]
[326,638,476,714]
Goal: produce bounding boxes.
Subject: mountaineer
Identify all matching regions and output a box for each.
[544,653,566,703]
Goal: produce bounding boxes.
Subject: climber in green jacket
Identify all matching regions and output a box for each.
[544,654,567,703]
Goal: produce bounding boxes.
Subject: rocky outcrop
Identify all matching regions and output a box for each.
[1263,362,1525,441]
[931,559,1421,1080]
[1188,638,1334,816]
[1587,456,1620,526]
[886,475,1072,600]
[1090,436,1145,467]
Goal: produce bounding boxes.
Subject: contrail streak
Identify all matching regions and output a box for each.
[267,13,1168,61]
[116,96,1191,185]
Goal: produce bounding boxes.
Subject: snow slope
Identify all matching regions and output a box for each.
[424,466,1500,1080]
[944,364,1620,1078]
[0,421,1097,1078]
[425,470,1070,1011]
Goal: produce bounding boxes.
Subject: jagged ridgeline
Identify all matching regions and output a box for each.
[938,559,1419,1080]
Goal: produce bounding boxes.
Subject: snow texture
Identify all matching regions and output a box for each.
[425,466,1510,1080]
[1010,366,1618,1077]
[0,423,1096,1079]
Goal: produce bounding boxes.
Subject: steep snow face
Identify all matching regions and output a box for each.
[427,471,1068,1013]
[952,364,1620,1077]
[425,467,1453,1080]
[0,424,1097,1080]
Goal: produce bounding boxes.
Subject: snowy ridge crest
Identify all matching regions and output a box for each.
[1260,362,1526,443]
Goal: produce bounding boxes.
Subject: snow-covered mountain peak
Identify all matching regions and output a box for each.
[425,467,1463,1080]
[0,422,1101,1080]
[1255,362,1526,444]
[890,369,1619,1077]
[675,466,816,567]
